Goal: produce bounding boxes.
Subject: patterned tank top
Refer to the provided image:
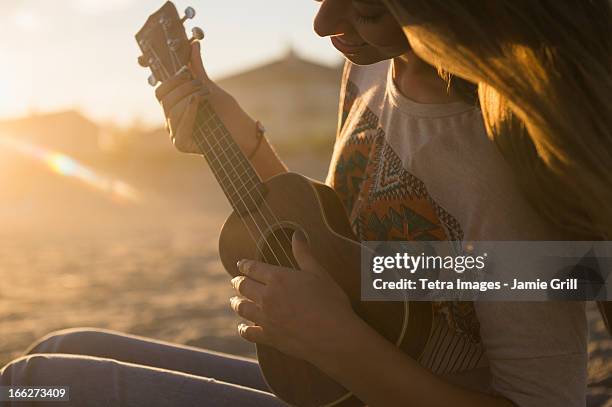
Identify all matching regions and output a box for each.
[326,64,486,375]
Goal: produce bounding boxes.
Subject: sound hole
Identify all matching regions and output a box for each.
[259,226,298,269]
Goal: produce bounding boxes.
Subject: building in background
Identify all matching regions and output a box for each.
[0,50,344,157]
[218,48,343,147]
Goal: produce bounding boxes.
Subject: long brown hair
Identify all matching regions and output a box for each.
[385,0,612,240]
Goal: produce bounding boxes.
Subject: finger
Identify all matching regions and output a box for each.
[161,80,205,117]
[230,296,265,325]
[168,95,189,129]
[169,98,191,153]
[155,70,192,101]
[231,275,265,304]
[292,230,323,273]
[238,323,269,345]
[190,41,210,82]
[169,94,201,153]
[169,91,199,131]
[237,259,289,284]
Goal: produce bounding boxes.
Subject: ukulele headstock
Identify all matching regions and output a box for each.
[135,1,204,86]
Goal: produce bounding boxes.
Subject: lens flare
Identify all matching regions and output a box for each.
[0,134,140,203]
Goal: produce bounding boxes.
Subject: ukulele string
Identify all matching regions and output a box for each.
[198,122,300,270]
[162,43,296,270]
[193,115,299,271]
[153,45,284,271]
[161,21,180,74]
[160,24,296,268]
[163,36,299,270]
[150,48,238,204]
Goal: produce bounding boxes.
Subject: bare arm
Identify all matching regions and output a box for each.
[155,42,286,181]
[315,316,514,407]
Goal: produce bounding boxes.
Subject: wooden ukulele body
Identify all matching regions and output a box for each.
[219,172,432,407]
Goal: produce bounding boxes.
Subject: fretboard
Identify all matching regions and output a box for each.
[193,99,266,215]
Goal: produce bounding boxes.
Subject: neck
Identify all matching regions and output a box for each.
[391,52,464,104]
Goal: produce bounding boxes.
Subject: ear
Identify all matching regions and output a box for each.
[291,231,324,274]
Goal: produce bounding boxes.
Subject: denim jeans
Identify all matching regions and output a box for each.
[0,328,285,406]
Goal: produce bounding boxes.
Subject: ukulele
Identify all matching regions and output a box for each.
[136,3,432,406]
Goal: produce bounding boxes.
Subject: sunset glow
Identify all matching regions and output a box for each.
[0,0,337,125]
[0,134,140,203]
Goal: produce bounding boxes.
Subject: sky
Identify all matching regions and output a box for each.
[0,0,342,126]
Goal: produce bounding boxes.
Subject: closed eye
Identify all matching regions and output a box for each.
[352,0,387,23]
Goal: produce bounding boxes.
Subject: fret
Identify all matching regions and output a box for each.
[194,139,263,213]
[212,164,258,189]
[193,131,259,188]
[204,134,240,163]
[192,99,265,214]
[204,162,260,198]
[201,141,257,190]
[204,134,244,168]
[193,136,259,185]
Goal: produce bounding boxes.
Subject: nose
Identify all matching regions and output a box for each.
[313,0,351,37]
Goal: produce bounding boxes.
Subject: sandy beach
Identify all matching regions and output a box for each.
[0,153,330,363]
[0,152,609,404]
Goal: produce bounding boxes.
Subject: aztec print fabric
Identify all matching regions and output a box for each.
[327,68,484,375]
[331,81,462,243]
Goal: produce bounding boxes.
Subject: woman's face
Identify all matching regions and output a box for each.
[313,0,409,65]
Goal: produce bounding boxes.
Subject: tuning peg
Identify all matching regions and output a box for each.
[181,6,196,23]
[166,38,180,51]
[137,55,149,67]
[147,74,158,86]
[190,27,205,43]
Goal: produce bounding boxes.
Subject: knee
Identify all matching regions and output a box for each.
[1,354,56,385]
[2,353,120,396]
[25,328,105,355]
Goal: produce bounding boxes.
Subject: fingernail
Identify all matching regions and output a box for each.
[238,323,247,334]
[238,260,250,273]
[231,276,240,287]
[293,230,307,244]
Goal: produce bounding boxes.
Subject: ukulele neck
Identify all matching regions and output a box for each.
[193,99,266,215]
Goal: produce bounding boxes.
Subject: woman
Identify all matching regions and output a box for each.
[157,0,610,404]
[1,1,604,406]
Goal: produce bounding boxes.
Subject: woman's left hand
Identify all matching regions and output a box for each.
[230,231,359,364]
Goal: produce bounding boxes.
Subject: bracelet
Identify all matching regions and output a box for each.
[247,120,266,159]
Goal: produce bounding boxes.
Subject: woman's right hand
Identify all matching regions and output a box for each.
[154,41,260,156]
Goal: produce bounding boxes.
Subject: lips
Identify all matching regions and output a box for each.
[330,36,367,55]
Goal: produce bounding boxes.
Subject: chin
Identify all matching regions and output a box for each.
[342,52,388,66]
[341,46,405,66]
